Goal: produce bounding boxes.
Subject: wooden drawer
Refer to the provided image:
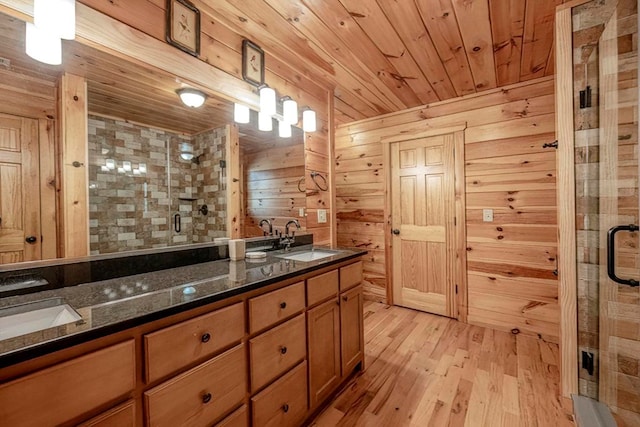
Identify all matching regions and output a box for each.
[306,269,339,306]
[249,281,305,333]
[0,340,135,427]
[144,302,244,383]
[339,261,363,292]
[250,313,306,392]
[214,404,249,427]
[78,400,135,427]
[144,343,247,427]
[251,361,308,427]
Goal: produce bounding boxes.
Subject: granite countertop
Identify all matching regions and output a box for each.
[0,245,366,367]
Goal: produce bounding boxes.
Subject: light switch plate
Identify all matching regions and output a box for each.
[299,208,305,217]
[317,209,327,223]
[483,209,494,222]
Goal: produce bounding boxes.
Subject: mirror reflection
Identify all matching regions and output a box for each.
[0,11,307,266]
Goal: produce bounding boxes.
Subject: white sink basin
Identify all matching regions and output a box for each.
[0,298,82,341]
[277,250,338,262]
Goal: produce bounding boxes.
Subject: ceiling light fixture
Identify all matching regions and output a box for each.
[25,22,62,65]
[258,111,273,132]
[234,103,250,124]
[303,108,317,133]
[34,0,76,40]
[282,97,298,125]
[259,86,276,116]
[278,120,291,138]
[176,88,207,108]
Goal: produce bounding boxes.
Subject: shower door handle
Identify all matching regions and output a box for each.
[174,213,181,233]
[607,224,639,287]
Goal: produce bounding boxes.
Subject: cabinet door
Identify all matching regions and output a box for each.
[307,299,341,409]
[340,285,364,376]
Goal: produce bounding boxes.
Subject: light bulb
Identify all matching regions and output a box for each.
[258,112,273,131]
[25,23,62,65]
[234,103,250,124]
[303,109,317,132]
[34,0,76,40]
[259,86,276,116]
[282,98,298,125]
[278,120,291,138]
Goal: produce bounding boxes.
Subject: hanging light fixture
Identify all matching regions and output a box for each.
[259,86,276,116]
[176,88,207,108]
[34,0,76,40]
[282,97,298,125]
[258,112,273,132]
[234,103,250,124]
[25,23,62,65]
[303,109,317,132]
[278,120,291,138]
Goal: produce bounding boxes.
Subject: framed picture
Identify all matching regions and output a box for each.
[166,0,200,57]
[242,39,265,87]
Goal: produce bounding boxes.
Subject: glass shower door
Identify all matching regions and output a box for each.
[574,1,639,424]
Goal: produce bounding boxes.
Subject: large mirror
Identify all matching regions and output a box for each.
[0,10,306,266]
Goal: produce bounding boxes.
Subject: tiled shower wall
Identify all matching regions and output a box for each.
[88,115,227,254]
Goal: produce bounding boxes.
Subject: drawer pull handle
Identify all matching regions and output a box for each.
[202,392,212,404]
[280,301,287,309]
[282,403,290,413]
[280,346,288,355]
[201,333,211,343]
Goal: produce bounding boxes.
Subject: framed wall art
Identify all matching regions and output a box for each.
[242,39,265,87]
[166,0,200,57]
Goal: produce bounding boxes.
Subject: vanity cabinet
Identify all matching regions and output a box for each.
[0,258,364,427]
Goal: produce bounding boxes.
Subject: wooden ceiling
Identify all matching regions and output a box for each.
[204,0,566,124]
[0,12,233,135]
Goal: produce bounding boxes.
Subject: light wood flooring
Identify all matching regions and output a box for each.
[311,302,575,427]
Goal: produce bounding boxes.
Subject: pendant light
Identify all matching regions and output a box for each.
[34,0,76,40]
[234,103,250,124]
[282,97,298,125]
[259,86,276,116]
[258,112,273,132]
[278,120,291,138]
[25,22,62,65]
[303,109,317,132]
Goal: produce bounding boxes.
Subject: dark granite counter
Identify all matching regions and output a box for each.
[0,245,366,367]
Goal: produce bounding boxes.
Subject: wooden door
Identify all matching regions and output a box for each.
[0,113,42,263]
[307,299,340,409]
[391,134,456,317]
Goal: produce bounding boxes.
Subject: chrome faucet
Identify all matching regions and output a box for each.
[285,219,301,237]
[280,219,301,251]
[259,219,273,236]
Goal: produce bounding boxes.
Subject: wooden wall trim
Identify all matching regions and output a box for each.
[39,119,58,259]
[454,131,468,323]
[227,124,241,239]
[59,73,89,258]
[555,6,579,398]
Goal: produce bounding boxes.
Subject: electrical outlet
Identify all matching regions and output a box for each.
[317,209,327,224]
[483,209,494,222]
[299,208,305,217]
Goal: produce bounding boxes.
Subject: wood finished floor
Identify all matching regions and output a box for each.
[311,302,575,427]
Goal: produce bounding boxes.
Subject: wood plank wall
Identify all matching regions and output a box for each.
[242,144,306,238]
[335,76,560,341]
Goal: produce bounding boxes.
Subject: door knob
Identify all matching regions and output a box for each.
[25,236,37,244]
[392,229,400,235]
